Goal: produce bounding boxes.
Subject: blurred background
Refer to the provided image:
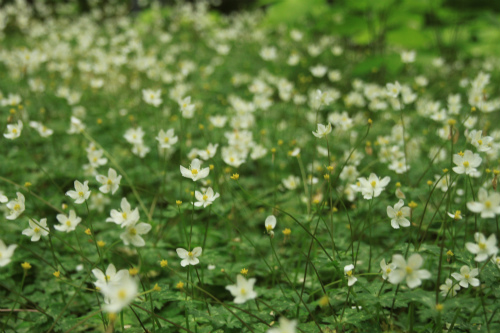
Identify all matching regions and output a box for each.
[5,0,500,61]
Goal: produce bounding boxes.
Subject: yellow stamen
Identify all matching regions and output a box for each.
[118,289,127,300]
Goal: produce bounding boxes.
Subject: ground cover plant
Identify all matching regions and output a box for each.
[1,0,500,332]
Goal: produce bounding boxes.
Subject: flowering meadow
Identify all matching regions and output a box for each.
[1,0,500,332]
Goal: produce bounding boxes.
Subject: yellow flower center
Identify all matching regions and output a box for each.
[230,157,235,162]
[464,274,470,279]
[107,179,113,185]
[150,94,154,99]
[164,137,169,142]
[66,220,71,226]
[386,268,391,274]
[106,275,111,281]
[188,251,193,257]
[118,289,127,300]
[14,204,21,211]
[78,191,84,197]
[371,181,377,188]
[266,225,273,231]
[454,211,461,219]
[34,227,40,233]
[240,288,247,295]
[129,228,137,235]
[479,242,486,250]
[396,211,403,217]
[485,201,492,209]
[478,139,483,145]
[191,169,198,175]
[463,161,469,168]
[122,212,127,219]
[346,270,353,277]
[405,266,413,274]
[12,128,18,134]
[203,195,208,201]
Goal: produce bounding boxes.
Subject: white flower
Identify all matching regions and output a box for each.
[491,255,500,268]
[289,148,300,157]
[388,254,431,289]
[180,158,210,182]
[106,197,140,228]
[67,116,85,134]
[451,266,480,288]
[142,89,162,107]
[435,174,453,192]
[4,120,23,140]
[100,275,138,313]
[179,96,195,118]
[251,145,267,160]
[265,215,277,234]
[54,210,82,232]
[226,274,257,304]
[96,168,122,195]
[176,247,202,267]
[6,192,25,220]
[260,46,277,61]
[310,64,328,77]
[380,259,396,280]
[466,232,498,262]
[312,123,332,138]
[0,192,7,203]
[267,317,297,333]
[120,221,151,247]
[22,218,49,242]
[89,192,111,213]
[356,173,391,200]
[29,121,53,137]
[388,159,409,174]
[344,264,357,286]
[452,150,482,175]
[447,210,463,220]
[387,200,411,229]
[131,143,150,158]
[209,115,227,128]
[386,81,401,98]
[193,187,220,208]
[222,147,245,167]
[401,50,416,63]
[156,129,178,149]
[124,127,145,145]
[439,278,460,297]
[87,149,107,167]
[282,175,300,190]
[467,188,500,218]
[468,130,493,152]
[198,143,218,161]
[0,240,17,267]
[66,180,91,204]
[92,264,130,290]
